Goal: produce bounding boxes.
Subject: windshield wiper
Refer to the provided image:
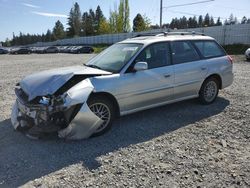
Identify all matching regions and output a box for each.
[84,64,102,70]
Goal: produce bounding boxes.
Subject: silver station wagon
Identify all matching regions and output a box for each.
[11,32,234,139]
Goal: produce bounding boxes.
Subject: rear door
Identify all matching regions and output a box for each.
[171,41,207,99]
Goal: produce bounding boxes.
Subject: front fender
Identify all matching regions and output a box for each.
[59,79,104,140]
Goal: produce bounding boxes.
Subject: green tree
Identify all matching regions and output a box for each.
[109,9,119,33]
[95,5,105,33]
[124,0,130,32]
[215,17,222,26]
[204,13,210,27]
[241,16,247,24]
[98,18,110,34]
[210,16,215,26]
[53,20,65,40]
[45,29,53,42]
[133,13,146,32]
[67,2,82,37]
[109,0,130,33]
[198,15,203,27]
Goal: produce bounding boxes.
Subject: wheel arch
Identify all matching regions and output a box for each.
[88,92,120,117]
[203,73,222,89]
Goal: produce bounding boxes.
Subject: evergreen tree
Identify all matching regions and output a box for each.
[224,19,229,25]
[53,20,65,40]
[198,15,203,27]
[216,17,222,26]
[133,13,146,32]
[241,16,247,24]
[204,13,210,26]
[210,16,215,26]
[67,2,82,37]
[45,29,53,42]
[95,5,105,33]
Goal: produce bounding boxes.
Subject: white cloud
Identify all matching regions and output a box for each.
[22,3,40,9]
[31,11,67,18]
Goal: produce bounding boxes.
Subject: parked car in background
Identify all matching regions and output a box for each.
[71,46,94,54]
[44,46,59,53]
[11,32,233,140]
[0,48,9,54]
[10,47,31,54]
[69,46,79,53]
[245,48,250,61]
[58,46,68,53]
[63,46,74,53]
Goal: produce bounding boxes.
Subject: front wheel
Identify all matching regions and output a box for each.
[87,96,115,137]
[199,77,219,105]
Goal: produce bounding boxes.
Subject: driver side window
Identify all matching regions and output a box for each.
[134,42,171,69]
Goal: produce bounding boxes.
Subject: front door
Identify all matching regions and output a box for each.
[116,42,174,113]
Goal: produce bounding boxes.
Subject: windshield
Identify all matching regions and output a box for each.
[86,43,143,73]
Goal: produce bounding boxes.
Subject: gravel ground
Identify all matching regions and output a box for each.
[0,54,249,187]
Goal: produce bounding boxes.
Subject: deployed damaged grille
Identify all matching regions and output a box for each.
[15,88,29,104]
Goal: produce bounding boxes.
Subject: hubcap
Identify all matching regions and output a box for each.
[204,81,217,102]
[89,103,111,133]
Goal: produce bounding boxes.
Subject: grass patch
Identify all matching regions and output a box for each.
[93,44,111,53]
[223,44,250,55]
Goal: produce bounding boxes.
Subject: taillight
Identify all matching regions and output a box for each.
[227,55,233,64]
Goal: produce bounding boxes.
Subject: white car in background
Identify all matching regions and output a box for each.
[245,48,250,61]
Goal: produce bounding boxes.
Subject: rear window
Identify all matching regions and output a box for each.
[194,41,225,58]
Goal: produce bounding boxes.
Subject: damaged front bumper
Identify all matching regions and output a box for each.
[11,79,103,140]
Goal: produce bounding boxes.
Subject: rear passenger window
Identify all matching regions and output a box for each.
[171,41,200,64]
[194,41,225,58]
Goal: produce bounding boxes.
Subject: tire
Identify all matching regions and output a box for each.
[87,96,115,137]
[199,77,219,105]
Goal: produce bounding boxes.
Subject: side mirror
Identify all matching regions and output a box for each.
[134,62,148,71]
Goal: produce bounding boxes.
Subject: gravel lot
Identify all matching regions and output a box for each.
[0,54,249,187]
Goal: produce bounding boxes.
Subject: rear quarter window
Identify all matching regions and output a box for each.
[194,41,225,58]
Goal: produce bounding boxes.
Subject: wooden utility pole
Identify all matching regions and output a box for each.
[160,0,163,28]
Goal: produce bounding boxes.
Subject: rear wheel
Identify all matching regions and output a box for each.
[87,96,115,137]
[199,77,219,105]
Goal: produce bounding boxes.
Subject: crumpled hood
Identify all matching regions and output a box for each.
[20,65,111,101]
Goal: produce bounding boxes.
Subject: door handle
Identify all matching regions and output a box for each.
[201,67,207,71]
[164,74,171,78]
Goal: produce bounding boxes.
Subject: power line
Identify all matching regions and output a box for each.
[159,0,215,27]
[167,9,227,20]
[163,0,215,9]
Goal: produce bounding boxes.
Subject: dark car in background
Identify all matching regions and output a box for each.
[0,48,9,54]
[44,46,59,53]
[71,46,94,54]
[10,47,31,54]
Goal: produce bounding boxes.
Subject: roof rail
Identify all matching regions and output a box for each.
[159,31,205,36]
[132,33,162,38]
[131,31,205,38]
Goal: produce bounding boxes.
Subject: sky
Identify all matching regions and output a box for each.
[0,0,250,41]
